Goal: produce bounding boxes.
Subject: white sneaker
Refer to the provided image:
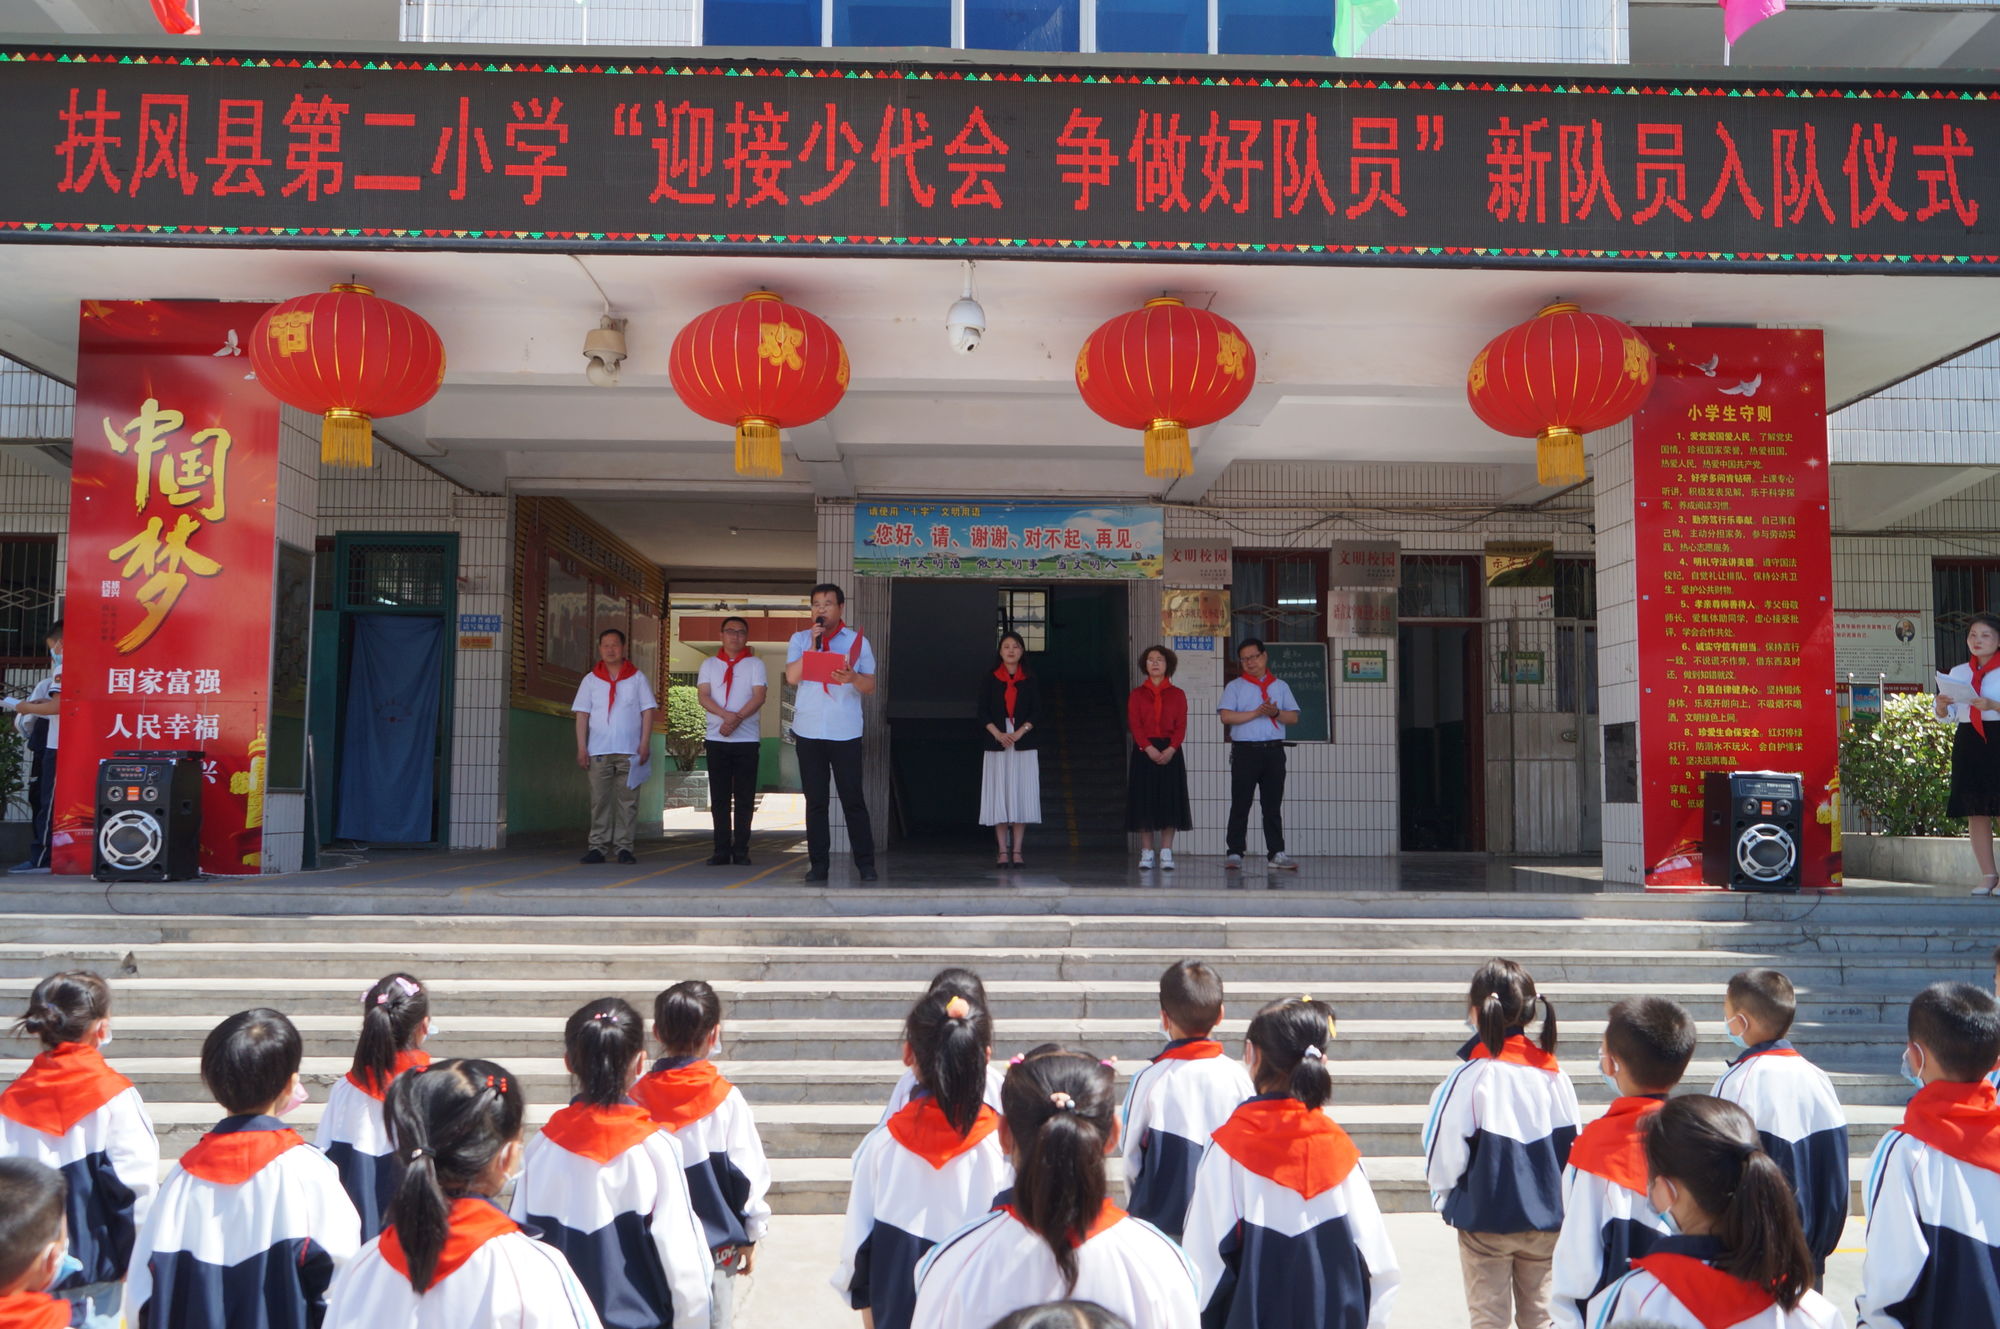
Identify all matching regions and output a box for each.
[1224,853,1244,870]
[1159,848,1176,871]
[1268,852,1299,871]
[1138,849,1155,869]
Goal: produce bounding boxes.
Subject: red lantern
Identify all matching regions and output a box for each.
[1466,301,1656,486]
[668,291,849,479]
[1075,297,1256,480]
[249,283,446,469]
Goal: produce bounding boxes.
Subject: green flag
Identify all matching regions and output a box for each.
[1333,0,1399,56]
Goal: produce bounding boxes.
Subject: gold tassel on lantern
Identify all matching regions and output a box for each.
[1536,426,1585,487]
[734,416,783,479]
[1144,419,1192,480]
[322,408,375,469]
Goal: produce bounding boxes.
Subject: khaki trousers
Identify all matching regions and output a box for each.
[1458,1228,1558,1329]
[587,753,638,852]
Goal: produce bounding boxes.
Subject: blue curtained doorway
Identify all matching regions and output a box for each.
[335,614,444,843]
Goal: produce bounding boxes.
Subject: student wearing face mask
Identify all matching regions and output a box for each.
[0,1158,83,1329]
[3,619,64,875]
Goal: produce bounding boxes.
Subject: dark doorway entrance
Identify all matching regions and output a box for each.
[1398,555,1484,851]
[887,581,1128,849]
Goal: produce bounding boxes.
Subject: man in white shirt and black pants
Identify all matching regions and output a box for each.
[698,616,768,866]
[3,618,62,874]
[1217,636,1301,872]
[572,627,657,865]
[784,583,878,882]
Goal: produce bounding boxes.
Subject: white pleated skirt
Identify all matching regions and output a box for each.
[979,748,1042,825]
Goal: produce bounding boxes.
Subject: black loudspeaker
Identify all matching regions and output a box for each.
[1703,771,1804,892]
[94,751,203,882]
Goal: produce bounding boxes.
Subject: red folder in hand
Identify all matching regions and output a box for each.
[800,651,847,685]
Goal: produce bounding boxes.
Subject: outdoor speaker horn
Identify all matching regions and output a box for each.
[94,750,203,882]
[1702,770,1804,893]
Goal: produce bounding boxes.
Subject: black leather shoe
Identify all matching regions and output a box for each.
[580,849,606,864]
[732,853,752,866]
[617,849,637,865]
[858,865,879,882]
[706,853,732,866]
[804,865,829,882]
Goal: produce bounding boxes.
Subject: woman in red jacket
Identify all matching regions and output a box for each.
[1127,644,1193,870]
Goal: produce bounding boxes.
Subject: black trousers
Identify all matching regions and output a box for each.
[705,740,759,855]
[1226,742,1287,856]
[24,746,53,868]
[796,736,875,870]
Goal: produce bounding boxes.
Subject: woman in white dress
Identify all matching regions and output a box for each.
[977,632,1042,868]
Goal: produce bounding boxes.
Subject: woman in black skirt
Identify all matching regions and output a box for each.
[1126,643,1192,870]
[1939,611,2000,895]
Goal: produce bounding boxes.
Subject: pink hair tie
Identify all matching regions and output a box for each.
[944,996,972,1020]
[1009,1054,1026,1065]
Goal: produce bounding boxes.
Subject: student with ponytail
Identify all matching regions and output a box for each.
[0,971,157,1326]
[1587,1095,1839,1329]
[512,999,712,1329]
[882,969,1005,1120]
[1185,997,1400,1329]
[910,1047,1197,1329]
[318,972,433,1239]
[326,1058,602,1328]
[836,988,1011,1329]
[1423,959,1580,1329]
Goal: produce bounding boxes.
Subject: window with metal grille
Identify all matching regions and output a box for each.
[0,537,58,668]
[1555,558,1598,716]
[1398,554,1481,620]
[1232,550,1328,646]
[345,543,448,612]
[998,588,1048,651]
[1934,558,2000,669]
[1555,558,1598,622]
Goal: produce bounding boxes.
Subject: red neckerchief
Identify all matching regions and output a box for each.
[0,1042,131,1137]
[1629,1254,1775,1329]
[179,1120,307,1184]
[1211,1098,1361,1199]
[993,665,1024,721]
[1568,1096,1666,1196]
[717,647,751,704]
[1899,1078,2000,1172]
[1142,677,1173,735]
[541,1102,664,1164]
[381,1197,519,1288]
[1971,653,2000,739]
[1244,670,1275,706]
[593,659,638,712]
[632,1060,735,1132]
[1154,1039,1224,1064]
[1468,1035,1562,1073]
[885,1096,1000,1170]
[817,623,864,694]
[0,1291,74,1329]
[999,1199,1127,1248]
[346,1049,432,1102]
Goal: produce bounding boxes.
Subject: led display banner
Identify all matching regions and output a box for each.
[53,300,279,875]
[0,43,1995,271]
[1631,326,1838,890]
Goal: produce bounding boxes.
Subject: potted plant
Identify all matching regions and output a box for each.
[1839,692,1966,884]
[660,684,710,810]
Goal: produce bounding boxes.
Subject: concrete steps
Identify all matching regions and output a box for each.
[0,906,1974,1216]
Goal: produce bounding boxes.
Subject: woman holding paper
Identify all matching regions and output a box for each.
[1938,611,2000,895]
[977,631,1041,868]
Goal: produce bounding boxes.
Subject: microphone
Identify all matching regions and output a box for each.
[812,613,826,651]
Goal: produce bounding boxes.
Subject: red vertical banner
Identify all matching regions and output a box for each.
[53,300,278,876]
[1631,327,1839,890]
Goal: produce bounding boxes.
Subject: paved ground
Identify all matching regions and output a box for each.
[737,1213,1870,1327]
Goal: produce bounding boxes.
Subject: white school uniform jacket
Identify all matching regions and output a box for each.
[1184,1096,1401,1329]
[1711,1040,1849,1266]
[1587,1235,1846,1329]
[0,1041,159,1289]
[1552,1095,1676,1329]
[1857,1079,2000,1329]
[1121,1038,1255,1241]
[1423,1033,1581,1234]
[630,1059,771,1251]
[835,1096,1013,1329]
[127,1114,362,1329]
[316,1049,431,1241]
[911,1199,1199,1329]
[511,1103,711,1329]
[883,1063,1007,1122]
[326,1196,605,1329]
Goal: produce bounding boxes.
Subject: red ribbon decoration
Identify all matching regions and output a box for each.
[150,0,200,34]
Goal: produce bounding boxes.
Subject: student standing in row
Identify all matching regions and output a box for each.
[977,632,1041,869]
[698,618,766,868]
[1120,960,1251,1241]
[1218,638,1299,872]
[1126,646,1191,872]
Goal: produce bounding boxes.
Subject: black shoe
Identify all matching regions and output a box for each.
[732,853,752,866]
[580,849,606,864]
[616,849,637,865]
[706,853,732,866]
[804,866,829,882]
[858,865,879,882]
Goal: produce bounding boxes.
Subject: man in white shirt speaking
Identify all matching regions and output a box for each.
[572,627,657,865]
[784,583,879,882]
[698,616,768,866]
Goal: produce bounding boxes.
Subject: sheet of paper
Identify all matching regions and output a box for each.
[1936,672,1982,705]
[627,756,652,790]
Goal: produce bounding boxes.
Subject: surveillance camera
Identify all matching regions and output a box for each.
[583,316,627,387]
[947,295,986,355]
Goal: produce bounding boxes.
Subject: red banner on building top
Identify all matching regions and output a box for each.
[1631,326,1839,890]
[53,300,278,876]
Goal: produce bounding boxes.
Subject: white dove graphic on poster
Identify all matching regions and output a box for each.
[212,329,241,357]
[1719,374,1762,397]
[1694,354,1719,377]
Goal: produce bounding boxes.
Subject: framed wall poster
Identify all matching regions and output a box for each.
[1503,651,1546,685]
[1343,649,1388,682]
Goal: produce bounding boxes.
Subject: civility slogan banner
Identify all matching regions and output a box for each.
[1630,326,1839,889]
[0,42,1994,271]
[53,300,278,876]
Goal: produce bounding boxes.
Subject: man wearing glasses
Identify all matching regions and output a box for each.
[697,616,769,866]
